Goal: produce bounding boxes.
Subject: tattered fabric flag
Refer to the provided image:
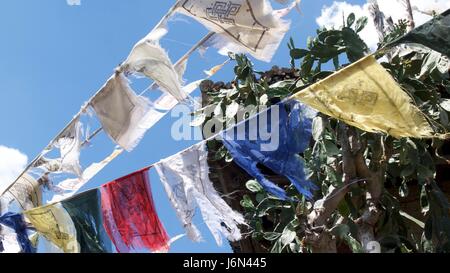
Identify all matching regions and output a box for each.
[52,119,84,176]
[5,173,42,211]
[155,143,246,246]
[175,0,297,62]
[291,55,434,138]
[90,73,156,152]
[222,101,318,200]
[33,119,84,177]
[24,203,79,253]
[61,189,112,253]
[100,168,169,253]
[0,213,35,253]
[154,60,230,111]
[50,148,123,203]
[121,39,188,102]
[385,9,450,57]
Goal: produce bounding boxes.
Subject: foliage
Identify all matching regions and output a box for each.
[196,13,450,253]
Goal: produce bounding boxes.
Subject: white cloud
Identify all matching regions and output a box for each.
[316,0,450,50]
[0,146,28,193]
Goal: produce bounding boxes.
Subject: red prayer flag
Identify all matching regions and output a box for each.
[100,167,170,253]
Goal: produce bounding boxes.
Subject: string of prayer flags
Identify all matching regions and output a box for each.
[90,73,156,152]
[291,55,435,139]
[61,189,112,253]
[0,212,35,253]
[175,0,298,62]
[46,60,228,204]
[0,10,229,209]
[222,101,318,200]
[385,9,450,57]
[100,168,170,253]
[155,143,246,246]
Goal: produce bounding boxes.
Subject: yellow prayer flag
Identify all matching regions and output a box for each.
[291,55,434,138]
[24,203,79,253]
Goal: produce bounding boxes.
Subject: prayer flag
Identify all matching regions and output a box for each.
[291,55,434,138]
[90,73,155,151]
[100,168,170,253]
[222,101,318,200]
[61,189,111,253]
[155,143,246,246]
[175,0,297,62]
[121,40,188,102]
[0,212,35,253]
[24,203,79,253]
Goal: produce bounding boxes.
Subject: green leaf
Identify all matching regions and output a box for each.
[266,87,292,99]
[331,224,350,239]
[342,27,367,62]
[263,232,281,242]
[310,44,339,62]
[324,35,342,46]
[324,140,340,156]
[345,235,364,253]
[333,56,340,70]
[246,180,263,193]
[290,48,309,60]
[347,13,356,28]
[300,54,314,77]
[240,195,255,210]
[245,92,258,106]
[270,239,284,253]
[255,193,265,203]
[417,165,435,181]
[355,17,368,33]
[280,220,298,247]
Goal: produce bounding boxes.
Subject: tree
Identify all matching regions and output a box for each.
[196,12,450,253]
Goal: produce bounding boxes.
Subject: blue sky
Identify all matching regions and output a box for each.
[0,0,370,253]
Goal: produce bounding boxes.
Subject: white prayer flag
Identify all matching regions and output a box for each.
[121,40,188,102]
[53,119,83,177]
[175,0,296,62]
[155,143,246,246]
[90,73,156,152]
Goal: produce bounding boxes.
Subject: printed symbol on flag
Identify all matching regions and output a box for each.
[206,1,242,25]
[335,86,379,115]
